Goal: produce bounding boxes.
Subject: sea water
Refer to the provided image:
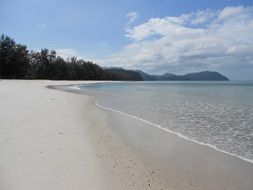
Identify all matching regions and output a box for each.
[74,81,253,162]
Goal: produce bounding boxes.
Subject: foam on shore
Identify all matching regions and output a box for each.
[95,100,253,164]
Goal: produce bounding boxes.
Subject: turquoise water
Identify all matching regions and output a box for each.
[74,81,253,162]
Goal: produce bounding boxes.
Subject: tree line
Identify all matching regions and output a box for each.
[0,34,142,80]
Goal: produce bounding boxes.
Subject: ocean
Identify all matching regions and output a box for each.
[71,81,253,163]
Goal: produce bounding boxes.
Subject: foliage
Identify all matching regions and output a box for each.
[0,34,143,81]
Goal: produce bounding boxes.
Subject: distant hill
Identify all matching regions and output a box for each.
[184,71,229,81]
[103,68,143,81]
[136,70,229,81]
[106,67,229,81]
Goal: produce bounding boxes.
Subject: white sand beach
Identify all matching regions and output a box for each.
[0,80,169,190]
[0,80,113,189]
[1,80,253,190]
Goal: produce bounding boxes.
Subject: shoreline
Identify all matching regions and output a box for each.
[60,82,253,189]
[66,82,253,164]
[95,100,253,165]
[1,80,253,189]
[0,80,170,189]
[100,96,253,190]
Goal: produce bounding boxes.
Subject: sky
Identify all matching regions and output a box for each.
[1,0,253,80]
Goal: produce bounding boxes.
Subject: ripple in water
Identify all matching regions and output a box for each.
[79,81,253,161]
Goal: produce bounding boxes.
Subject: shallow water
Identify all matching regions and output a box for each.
[75,81,253,162]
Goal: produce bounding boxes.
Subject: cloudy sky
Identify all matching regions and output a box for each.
[1,0,253,80]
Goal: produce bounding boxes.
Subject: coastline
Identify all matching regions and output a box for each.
[96,100,253,164]
[0,80,168,189]
[103,102,253,189]
[1,80,253,190]
[61,82,253,189]
[65,82,253,164]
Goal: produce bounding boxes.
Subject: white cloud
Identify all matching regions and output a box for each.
[126,12,139,24]
[125,16,203,41]
[55,48,81,60]
[99,5,253,75]
[218,5,244,20]
[191,9,217,24]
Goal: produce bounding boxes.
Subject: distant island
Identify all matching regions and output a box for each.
[135,70,229,81]
[104,68,229,81]
[0,34,229,81]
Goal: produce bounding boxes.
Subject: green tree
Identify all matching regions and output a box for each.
[0,34,143,81]
[0,35,29,78]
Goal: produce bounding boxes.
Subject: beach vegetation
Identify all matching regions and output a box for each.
[0,34,143,81]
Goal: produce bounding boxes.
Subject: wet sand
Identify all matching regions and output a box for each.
[62,83,253,190]
[105,106,253,189]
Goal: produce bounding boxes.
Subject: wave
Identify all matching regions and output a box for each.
[95,100,253,165]
[66,84,253,164]
[69,85,81,90]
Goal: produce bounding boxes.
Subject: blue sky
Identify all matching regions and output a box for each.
[1,0,253,80]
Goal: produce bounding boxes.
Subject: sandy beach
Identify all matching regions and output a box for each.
[0,80,115,190]
[1,80,253,190]
[0,80,165,190]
